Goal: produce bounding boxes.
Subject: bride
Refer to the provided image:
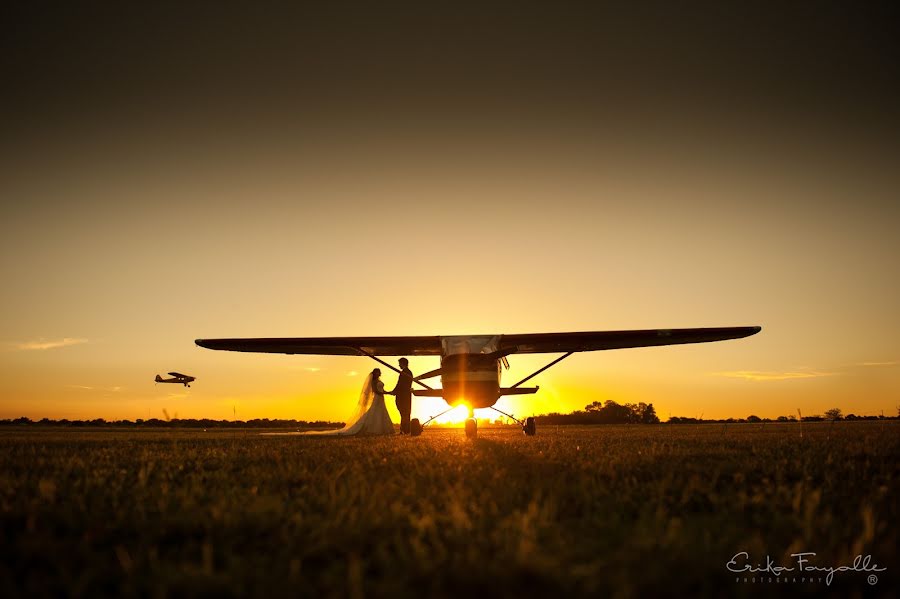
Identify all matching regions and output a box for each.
[305,368,395,436]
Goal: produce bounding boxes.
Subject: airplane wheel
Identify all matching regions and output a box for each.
[410,418,422,437]
[465,417,477,439]
[523,417,536,436]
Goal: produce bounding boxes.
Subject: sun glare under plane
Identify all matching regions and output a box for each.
[195,327,761,438]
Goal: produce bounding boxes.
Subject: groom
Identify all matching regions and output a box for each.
[389,358,414,434]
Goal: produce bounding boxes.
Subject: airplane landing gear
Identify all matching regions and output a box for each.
[405,406,457,438]
[523,416,536,436]
[490,406,537,436]
[465,417,477,439]
[464,405,478,439]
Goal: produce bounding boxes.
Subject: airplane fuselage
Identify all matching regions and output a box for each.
[439,352,503,409]
[411,336,536,409]
[155,375,195,387]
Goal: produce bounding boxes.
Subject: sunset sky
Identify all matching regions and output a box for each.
[2,2,898,422]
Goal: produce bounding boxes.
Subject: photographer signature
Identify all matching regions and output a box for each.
[727,551,886,586]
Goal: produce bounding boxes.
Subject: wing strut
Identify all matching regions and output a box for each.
[510,351,575,388]
[489,405,524,425]
[419,406,459,428]
[354,347,435,391]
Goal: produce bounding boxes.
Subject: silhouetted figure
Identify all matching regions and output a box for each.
[389,358,413,434]
[301,368,394,436]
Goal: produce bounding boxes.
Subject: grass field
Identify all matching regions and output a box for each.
[0,422,897,597]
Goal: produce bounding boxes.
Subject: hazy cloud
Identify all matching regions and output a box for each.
[66,384,123,393]
[286,365,323,372]
[716,361,897,381]
[18,337,88,351]
[713,370,836,381]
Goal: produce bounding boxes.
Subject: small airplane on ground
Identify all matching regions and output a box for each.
[196,326,760,438]
[155,372,195,387]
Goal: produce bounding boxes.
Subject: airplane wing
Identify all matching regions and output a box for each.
[195,327,759,357]
[499,326,761,354]
[168,371,190,378]
[195,336,443,356]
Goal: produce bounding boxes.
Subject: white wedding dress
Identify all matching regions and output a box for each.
[304,372,395,436]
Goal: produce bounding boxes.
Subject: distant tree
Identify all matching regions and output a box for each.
[599,401,633,423]
[638,403,660,424]
[537,400,666,425]
[776,415,789,422]
[824,408,843,421]
[747,415,761,423]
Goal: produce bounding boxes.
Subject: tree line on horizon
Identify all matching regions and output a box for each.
[1,404,897,428]
[534,402,899,425]
[667,406,897,424]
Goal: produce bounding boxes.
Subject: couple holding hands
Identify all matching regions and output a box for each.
[308,358,413,436]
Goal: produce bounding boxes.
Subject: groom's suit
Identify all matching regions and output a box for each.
[391,366,414,434]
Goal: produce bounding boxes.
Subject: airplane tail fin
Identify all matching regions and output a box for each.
[155,374,162,382]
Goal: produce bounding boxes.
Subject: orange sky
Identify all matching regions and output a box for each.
[1,4,898,422]
[2,127,898,422]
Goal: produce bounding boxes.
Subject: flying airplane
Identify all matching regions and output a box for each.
[154,372,196,387]
[196,326,760,438]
